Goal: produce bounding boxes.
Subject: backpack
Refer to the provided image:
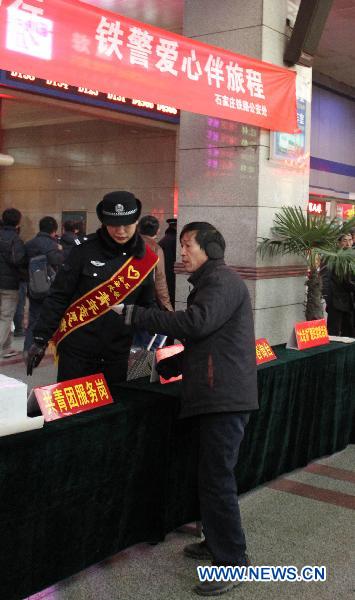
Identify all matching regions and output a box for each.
[28,254,56,300]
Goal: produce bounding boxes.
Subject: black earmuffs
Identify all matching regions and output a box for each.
[200,230,225,259]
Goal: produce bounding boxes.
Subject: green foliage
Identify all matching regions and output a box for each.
[319,248,355,280]
[257,206,355,320]
[258,207,355,266]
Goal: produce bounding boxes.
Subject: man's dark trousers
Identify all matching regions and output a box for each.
[198,411,250,565]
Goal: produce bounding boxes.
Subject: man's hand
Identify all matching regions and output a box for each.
[156,352,183,379]
[26,338,47,376]
[111,303,125,315]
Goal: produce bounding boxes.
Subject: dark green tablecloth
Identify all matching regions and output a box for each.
[0,342,354,599]
[118,342,355,493]
[0,395,199,600]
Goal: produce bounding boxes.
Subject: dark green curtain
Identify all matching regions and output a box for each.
[0,342,353,599]
[237,343,355,493]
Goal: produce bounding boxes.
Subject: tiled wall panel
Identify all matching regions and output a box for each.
[0,119,177,240]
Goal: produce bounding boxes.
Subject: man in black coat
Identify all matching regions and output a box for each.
[60,220,79,260]
[119,221,258,596]
[27,192,157,392]
[323,234,354,337]
[0,208,26,358]
[24,216,64,355]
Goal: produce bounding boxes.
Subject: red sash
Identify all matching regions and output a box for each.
[52,245,158,348]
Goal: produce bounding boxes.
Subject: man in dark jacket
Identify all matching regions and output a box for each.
[27,192,157,392]
[0,208,26,358]
[119,222,258,596]
[323,234,355,336]
[60,220,79,260]
[24,216,64,355]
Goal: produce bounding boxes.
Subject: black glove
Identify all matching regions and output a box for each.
[26,337,48,376]
[156,351,184,379]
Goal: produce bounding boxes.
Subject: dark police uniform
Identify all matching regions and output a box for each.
[33,227,155,389]
[29,191,156,391]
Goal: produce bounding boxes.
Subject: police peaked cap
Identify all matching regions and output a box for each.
[96,191,142,226]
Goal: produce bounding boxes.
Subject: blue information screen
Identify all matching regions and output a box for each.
[271,97,306,160]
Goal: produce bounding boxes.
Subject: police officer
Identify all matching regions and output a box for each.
[26,191,157,392]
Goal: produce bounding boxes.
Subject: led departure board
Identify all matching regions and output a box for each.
[0,70,180,124]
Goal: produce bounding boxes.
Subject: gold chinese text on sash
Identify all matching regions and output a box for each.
[52,245,158,349]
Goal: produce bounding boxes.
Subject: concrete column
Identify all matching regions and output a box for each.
[176,0,312,344]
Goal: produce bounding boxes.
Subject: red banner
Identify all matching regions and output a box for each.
[0,0,297,132]
[31,373,113,421]
[52,245,158,349]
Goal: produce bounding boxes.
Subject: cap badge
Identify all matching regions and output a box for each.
[115,203,124,214]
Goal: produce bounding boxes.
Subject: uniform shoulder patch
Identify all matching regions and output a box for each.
[76,233,97,245]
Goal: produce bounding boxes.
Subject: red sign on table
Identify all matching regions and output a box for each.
[30,373,113,421]
[255,338,277,365]
[287,319,329,351]
[0,0,297,132]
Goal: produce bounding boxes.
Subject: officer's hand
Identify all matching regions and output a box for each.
[26,339,47,376]
[156,352,183,379]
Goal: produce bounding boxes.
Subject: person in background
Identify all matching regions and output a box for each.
[60,220,79,260]
[75,222,90,244]
[350,227,355,248]
[13,280,28,337]
[0,208,26,358]
[159,217,177,307]
[117,222,258,596]
[138,215,173,312]
[133,215,173,349]
[26,192,157,392]
[324,233,354,337]
[23,216,64,358]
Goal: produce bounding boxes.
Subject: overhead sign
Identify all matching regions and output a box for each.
[270,97,308,167]
[0,69,180,124]
[0,0,297,132]
[336,203,355,221]
[308,201,325,215]
[287,319,329,351]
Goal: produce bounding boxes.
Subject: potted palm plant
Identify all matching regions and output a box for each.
[258,206,355,320]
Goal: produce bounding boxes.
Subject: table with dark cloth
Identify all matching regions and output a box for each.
[0,342,354,600]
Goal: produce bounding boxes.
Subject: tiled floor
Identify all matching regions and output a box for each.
[1,337,354,600]
[18,447,353,600]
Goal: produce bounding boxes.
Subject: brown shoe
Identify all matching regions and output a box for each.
[184,541,212,560]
